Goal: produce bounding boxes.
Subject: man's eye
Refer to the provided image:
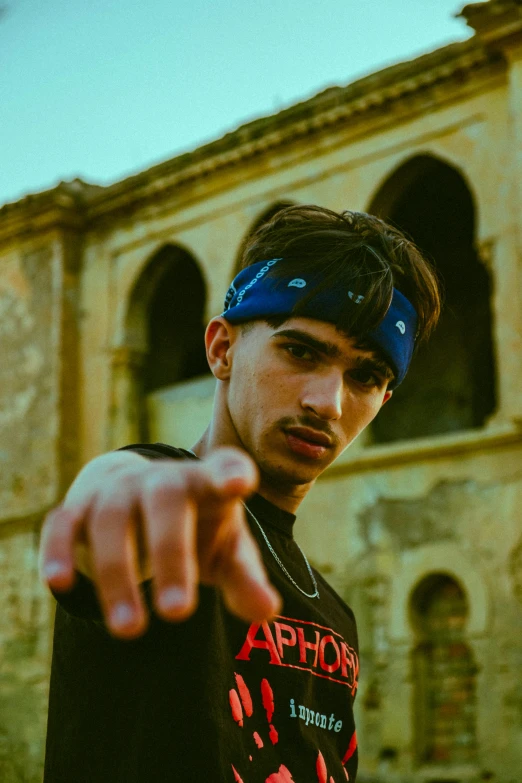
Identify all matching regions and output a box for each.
[285,344,316,361]
[351,369,383,388]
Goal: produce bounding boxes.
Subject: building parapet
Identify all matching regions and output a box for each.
[0,28,508,230]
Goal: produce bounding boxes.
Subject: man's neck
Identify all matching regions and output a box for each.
[256,473,310,514]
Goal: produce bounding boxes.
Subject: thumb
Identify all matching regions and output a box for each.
[203,447,259,498]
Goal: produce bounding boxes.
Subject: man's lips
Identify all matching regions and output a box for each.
[284,427,332,447]
[283,427,333,459]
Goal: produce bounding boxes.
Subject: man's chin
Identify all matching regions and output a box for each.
[259,453,333,487]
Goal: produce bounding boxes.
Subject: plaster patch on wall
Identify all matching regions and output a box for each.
[357,479,496,552]
[0,246,58,518]
[0,525,53,783]
[509,538,522,605]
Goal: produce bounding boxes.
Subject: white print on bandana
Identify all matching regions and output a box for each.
[347,291,364,304]
[395,320,406,334]
[236,259,280,304]
[288,278,307,288]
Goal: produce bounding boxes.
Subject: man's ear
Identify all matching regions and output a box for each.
[382,389,393,406]
[205,317,237,381]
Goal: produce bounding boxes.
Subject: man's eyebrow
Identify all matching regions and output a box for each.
[273,328,395,381]
[353,354,395,381]
[272,329,343,359]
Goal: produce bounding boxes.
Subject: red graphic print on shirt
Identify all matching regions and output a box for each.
[229,615,359,782]
[317,745,356,783]
[229,674,279,750]
[236,615,359,696]
[265,765,295,782]
[342,731,357,767]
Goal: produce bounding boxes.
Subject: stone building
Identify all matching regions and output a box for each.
[1,1,522,780]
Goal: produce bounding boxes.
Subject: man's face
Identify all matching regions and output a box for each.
[224,317,393,490]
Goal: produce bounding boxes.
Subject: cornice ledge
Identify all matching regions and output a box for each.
[0,180,92,245]
[0,37,502,226]
[320,420,522,479]
[86,40,499,220]
[459,0,522,45]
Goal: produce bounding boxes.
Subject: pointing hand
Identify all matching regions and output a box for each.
[40,448,281,639]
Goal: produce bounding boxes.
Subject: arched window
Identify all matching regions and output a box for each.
[410,573,477,767]
[368,155,496,443]
[233,201,295,275]
[141,246,208,394]
[123,244,208,440]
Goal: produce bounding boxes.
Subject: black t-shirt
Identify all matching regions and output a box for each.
[44,443,359,782]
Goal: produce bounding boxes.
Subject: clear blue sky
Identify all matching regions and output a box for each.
[0,0,472,207]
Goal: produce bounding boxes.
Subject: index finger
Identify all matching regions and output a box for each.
[39,505,87,591]
[209,508,282,623]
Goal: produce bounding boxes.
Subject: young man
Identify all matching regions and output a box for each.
[40,205,441,782]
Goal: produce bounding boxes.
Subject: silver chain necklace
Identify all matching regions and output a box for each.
[241,503,320,600]
[185,449,320,599]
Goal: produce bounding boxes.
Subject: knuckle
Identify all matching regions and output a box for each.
[209,449,257,483]
[149,539,187,563]
[89,497,131,529]
[41,508,79,552]
[144,470,185,500]
[43,505,71,531]
[226,445,253,462]
[114,472,136,495]
[215,449,248,470]
[95,557,130,585]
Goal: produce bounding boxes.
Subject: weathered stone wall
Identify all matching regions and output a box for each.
[0,243,59,518]
[299,439,522,781]
[0,225,81,780]
[0,520,53,783]
[0,239,62,781]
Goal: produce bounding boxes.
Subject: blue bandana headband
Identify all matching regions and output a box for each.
[221,259,418,388]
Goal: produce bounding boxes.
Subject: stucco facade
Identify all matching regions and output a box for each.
[1,1,522,780]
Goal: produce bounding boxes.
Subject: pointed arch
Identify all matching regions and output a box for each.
[368,153,478,226]
[110,244,208,445]
[135,245,208,394]
[367,154,496,443]
[410,572,477,766]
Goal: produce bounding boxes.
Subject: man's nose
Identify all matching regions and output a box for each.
[301,371,343,421]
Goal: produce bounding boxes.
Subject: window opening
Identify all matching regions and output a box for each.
[369,155,496,443]
[410,573,477,766]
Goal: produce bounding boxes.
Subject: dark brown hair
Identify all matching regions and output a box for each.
[239,204,442,346]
